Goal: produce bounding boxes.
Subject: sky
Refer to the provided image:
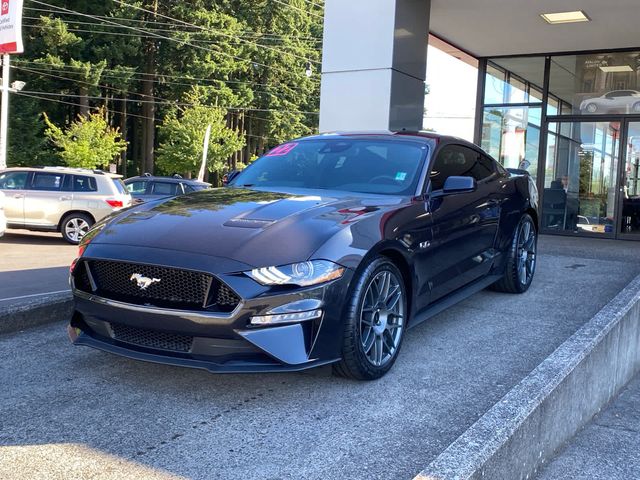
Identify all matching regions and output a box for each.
[423,45,478,141]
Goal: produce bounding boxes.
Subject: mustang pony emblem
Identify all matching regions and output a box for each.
[130,274,161,290]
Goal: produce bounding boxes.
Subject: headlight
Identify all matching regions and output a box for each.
[246,260,345,287]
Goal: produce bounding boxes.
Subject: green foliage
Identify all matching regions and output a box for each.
[8,0,324,171]
[44,108,128,169]
[157,92,244,176]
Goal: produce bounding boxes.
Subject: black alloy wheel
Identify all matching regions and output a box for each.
[333,257,407,380]
[491,213,537,294]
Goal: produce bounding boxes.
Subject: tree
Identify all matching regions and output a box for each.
[156,92,244,180]
[44,108,128,169]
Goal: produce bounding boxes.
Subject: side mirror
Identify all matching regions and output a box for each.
[441,176,477,195]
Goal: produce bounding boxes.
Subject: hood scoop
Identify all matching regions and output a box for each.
[223,218,276,229]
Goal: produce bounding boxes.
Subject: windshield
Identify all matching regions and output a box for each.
[230,139,429,195]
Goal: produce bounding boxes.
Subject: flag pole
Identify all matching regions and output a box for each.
[0,53,9,170]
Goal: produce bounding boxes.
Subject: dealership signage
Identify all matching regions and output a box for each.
[0,0,23,54]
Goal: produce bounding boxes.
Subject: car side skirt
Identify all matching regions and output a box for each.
[409,273,503,329]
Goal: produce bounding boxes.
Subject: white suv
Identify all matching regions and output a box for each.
[0,191,6,238]
[0,167,132,244]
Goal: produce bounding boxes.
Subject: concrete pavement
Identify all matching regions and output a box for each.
[0,230,76,309]
[1,235,640,479]
[536,373,640,480]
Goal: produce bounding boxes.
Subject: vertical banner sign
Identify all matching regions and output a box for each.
[0,0,24,54]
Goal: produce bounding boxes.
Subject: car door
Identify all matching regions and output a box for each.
[24,171,70,227]
[125,180,150,204]
[423,144,501,302]
[0,170,30,225]
[148,181,182,201]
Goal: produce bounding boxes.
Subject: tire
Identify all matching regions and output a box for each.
[633,102,640,113]
[61,213,94,245]
[333,257,407,381]
[491,214,537,294]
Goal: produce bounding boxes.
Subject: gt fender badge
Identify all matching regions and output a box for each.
[130,273,161,290]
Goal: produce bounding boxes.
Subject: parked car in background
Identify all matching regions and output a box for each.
[69,132,539,381]
[580,90,640,114]
[0,191,6,238]
[124,174,211,204]
[0,167,132,244]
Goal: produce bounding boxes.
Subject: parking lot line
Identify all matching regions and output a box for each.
[0,290,70,303]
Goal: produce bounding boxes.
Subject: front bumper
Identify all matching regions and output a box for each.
[69,255,353,374]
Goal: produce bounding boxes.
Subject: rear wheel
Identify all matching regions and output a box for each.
[61,213,94,245]
[492,214,537,294]
[333,257,407,381]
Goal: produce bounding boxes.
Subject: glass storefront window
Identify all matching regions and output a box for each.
[548,51,640,116]
[485,64,507,105]
[481,107,541,179]
[621,122,640,235]
[543,121,620,235]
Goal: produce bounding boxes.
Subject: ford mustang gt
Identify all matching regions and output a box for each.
[68,132,538,380]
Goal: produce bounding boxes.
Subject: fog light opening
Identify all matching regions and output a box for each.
[250,309,323,326]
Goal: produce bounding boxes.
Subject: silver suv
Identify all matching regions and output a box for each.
[0,167,132,244]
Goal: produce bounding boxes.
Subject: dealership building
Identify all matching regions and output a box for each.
[320,0,640,241]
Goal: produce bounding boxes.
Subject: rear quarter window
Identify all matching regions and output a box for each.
[111,178,128,195]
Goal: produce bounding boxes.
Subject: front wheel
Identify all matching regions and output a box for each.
[333,257,407,381]
[491,214,537,294]
[61,213,94,245]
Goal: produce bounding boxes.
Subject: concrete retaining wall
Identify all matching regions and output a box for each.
[416,274,640,480]
[0,293,73,335]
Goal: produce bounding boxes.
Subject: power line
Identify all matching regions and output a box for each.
[29,0,320,83]
[14,67,319,115]
[29,0,268,72]
[24,6,324,41]
[13,64,319,108]
[22,18,323,46]
[270,0,324,19]
[111,0,321,64]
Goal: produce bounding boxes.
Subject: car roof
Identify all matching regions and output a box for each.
[298,131,477,148]
[125,175,210,185]
[0,166,123,178]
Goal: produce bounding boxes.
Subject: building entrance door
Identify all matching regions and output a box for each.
[542,120,622,238]
[618,121,640,239]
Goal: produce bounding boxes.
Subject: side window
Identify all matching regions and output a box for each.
[31,172,64,191]
[467,151,497,182]
[151,182,179,196]
[183,184,196,193]
[430,146,495,191]
[126,181,148,194]
[0,171,29,190]
[72,175,97,192]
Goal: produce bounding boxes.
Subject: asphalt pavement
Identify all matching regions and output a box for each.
[1,235,640,479]
[536,373,640,480]
[0,230,77,308]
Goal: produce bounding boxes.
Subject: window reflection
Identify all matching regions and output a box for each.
[543,122,620,234]
[549,52,640,116]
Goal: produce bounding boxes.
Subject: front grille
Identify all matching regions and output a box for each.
[110,323,193,353]
[75,260,240,312]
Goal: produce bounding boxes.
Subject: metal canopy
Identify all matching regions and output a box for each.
[429,0,640,58]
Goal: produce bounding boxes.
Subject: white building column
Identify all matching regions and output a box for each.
[319,0,430,132]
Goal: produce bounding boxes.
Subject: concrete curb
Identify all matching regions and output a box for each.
[0,292,73,335]
[415,273,640,480]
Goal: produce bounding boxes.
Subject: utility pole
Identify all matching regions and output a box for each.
[0,54,9,170]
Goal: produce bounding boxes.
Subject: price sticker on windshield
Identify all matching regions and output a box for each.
[266,143,299,157]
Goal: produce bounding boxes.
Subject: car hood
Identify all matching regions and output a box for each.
[90,188,402,268]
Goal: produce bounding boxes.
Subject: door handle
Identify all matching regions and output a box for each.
[13,194,24,199]
[59,196,72,201]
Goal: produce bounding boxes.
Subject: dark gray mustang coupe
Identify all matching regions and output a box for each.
[69,132,538,380]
